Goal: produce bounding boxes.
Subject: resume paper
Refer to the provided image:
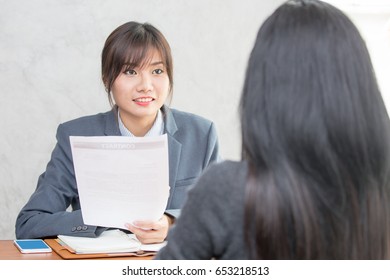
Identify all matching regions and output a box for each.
[70,134,170,229]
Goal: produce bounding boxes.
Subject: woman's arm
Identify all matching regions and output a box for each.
[15,124,105,238]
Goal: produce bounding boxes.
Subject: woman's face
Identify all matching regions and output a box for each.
[112,49,170,128]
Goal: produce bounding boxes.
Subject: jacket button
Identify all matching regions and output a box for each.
[76,226,82,231]
[82,226,88,231]
[71,227,76,232]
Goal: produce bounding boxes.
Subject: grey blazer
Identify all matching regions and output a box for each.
[15,106,219,238]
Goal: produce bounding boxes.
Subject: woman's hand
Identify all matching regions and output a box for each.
[125,214,173,244]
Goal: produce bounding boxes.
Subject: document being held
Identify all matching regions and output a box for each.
[70,134,170,229]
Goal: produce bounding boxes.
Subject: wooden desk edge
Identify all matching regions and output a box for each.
[0,240,153,260]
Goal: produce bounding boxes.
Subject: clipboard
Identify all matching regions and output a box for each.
[44,239,155,260]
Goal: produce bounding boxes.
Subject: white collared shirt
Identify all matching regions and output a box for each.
[118,109,164,137]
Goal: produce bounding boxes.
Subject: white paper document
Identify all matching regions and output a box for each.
[58,229,166,254]
[70,134,170,229]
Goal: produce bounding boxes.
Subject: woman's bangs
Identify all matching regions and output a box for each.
[122,43,159,69]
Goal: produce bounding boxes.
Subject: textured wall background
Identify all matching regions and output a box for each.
[1,0,388,240]
[0,0,285,239]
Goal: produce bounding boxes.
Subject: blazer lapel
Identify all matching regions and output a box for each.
[163,106,182,208]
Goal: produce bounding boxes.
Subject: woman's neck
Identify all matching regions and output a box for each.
[119,111,157,137]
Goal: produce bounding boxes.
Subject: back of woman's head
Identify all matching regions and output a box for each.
[241,0,390,259]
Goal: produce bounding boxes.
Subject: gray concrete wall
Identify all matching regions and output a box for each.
[0,0,285,239]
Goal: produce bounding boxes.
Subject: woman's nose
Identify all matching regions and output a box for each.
[136,74,153,93]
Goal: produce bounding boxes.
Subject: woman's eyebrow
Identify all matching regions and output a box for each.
[122,61,163,69]
[150,61,164,66]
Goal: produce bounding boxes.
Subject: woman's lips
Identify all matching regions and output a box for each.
[133,97,154,106]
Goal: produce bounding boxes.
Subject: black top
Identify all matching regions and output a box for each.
[155,160,250,260]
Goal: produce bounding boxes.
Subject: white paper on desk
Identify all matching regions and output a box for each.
[70,134,170,229]
[58,229,167,254]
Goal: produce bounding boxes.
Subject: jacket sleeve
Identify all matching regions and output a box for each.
[15,124,106,239]
[156,163,230,259]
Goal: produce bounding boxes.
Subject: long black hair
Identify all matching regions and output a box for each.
[241,0,390,259]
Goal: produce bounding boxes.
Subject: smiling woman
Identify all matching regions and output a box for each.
[111,50,170,136]
[15,21,220,244]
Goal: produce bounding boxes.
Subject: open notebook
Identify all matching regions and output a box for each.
[57,229,166,254]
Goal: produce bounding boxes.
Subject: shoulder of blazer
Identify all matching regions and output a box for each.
[59,109,120,136]
[163,106,213,134]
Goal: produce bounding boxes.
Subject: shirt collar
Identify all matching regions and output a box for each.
[118,109,164,137]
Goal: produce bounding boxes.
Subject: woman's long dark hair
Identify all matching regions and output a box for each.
[241,0,390,259]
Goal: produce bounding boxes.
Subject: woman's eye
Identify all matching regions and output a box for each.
[124,69,137,75]
[152,69,164,74]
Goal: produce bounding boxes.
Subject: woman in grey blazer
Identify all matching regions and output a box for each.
[15,22,219,243]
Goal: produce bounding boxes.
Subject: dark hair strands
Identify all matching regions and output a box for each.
[241,0,390,259]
